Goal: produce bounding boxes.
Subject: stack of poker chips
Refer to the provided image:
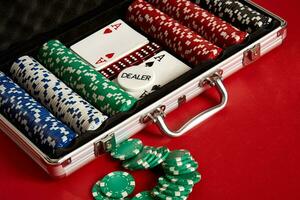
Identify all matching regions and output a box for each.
[199,0,273,33]
[153,150,201,199]
[37,40,137,116]
[148,0,248,48]
[0,72,76,153]
[126,0,223,65]
[91,138,201,199]
[10,56,108,135]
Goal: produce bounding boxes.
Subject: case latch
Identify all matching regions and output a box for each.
[243,44,261,66]
[94,133,116,157]
[140,105,166,124]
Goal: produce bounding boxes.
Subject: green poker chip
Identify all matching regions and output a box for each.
[99,171,135,198]
[133,146,170,170]
[131,191,154,200]
[163,158,199,176]
[166,171,202,186]
[156,184,192,198]
[37,40,137,116]
[161,158,196,171]
[164,164,198,176]
[162,155,195,168]
[151,187,184,200]
[122,146,154,170]
[91,181,110,200]
[163,159,198,172]
[148,147,170,169]
[163,150,192,166]
[157,176,193,193]
[176,162,199,175]
[136,146,158,169]
[111,139,143,161]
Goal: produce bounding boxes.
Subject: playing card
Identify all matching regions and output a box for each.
[116,51,191,99]
[70,19,149,71]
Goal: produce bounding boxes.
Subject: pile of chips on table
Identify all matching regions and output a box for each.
[92,139,201,199]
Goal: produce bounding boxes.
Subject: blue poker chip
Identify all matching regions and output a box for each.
[10,56,108,135]
[0,71,76,153]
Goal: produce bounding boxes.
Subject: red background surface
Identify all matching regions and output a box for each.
[0,0,299,199]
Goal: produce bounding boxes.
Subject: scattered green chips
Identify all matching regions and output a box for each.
[37,40,137,116]
[99,171,135,198]
[111,138,143,160]
[92,139,201,200]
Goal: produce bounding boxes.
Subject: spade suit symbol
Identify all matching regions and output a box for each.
[145,61,154,67]
[152,85,161,91]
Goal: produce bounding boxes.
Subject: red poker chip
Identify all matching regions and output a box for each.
[126,0,223,66]
[147,0,248,48]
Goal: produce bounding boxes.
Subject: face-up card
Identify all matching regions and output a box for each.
[116,51,191,99]
[70,19,149,71]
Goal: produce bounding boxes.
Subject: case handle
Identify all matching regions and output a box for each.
[150,72,228,137]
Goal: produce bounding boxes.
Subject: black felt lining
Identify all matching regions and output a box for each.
[0,0,281,158]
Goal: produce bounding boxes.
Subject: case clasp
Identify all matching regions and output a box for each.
[243,44,261,66]
[94,133,116,157]
[140,105,166,124]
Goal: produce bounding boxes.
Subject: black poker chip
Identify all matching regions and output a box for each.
[199,0,273,33]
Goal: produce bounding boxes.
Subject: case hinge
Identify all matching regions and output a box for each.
[243,44,261,66]
[61,158,72,167]
[94,133,116,157]
[178,95,187,106]
[277,27,287,41]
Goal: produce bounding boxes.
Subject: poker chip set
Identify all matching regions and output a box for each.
[0,37,141,153]
[92,139,201,199]
[0,0,286,180]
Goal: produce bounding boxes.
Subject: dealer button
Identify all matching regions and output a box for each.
[117,65,155,92]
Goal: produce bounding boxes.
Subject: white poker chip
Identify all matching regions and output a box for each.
[117,65,156,92]
[10,56,108,135]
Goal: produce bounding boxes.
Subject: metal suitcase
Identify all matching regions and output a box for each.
[0,0,287,178]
